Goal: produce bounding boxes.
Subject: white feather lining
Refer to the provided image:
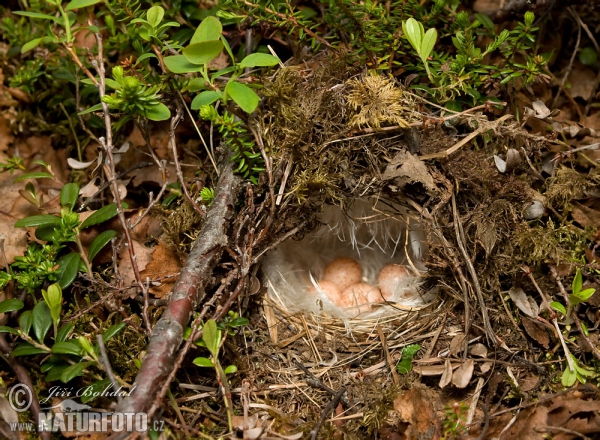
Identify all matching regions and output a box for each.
[262,197,437,319]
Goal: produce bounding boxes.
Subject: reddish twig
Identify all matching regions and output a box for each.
[113,152,240,420]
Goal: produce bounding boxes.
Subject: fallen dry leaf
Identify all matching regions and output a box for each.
[451,359,474,388]
[0,116,14,152]
[139,240,182,298]
[392,388,440,439]
[439,359,452,389]
[487,391,600,439]
[521,316,550,349]
[118,240,156,291]
[383,150,438,195]
[508,287,539,318]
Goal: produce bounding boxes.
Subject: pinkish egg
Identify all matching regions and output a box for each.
[378,264,411,300]
[343,283,382,307]
[322,258,362,292]
[308,280,342,302]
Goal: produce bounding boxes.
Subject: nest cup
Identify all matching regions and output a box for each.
[263,197,436,321]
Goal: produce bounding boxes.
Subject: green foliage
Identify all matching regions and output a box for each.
[396,344,421,374]
[99,66,171,122]
[561,354,596,387]
[189,316,246,432]
[0,284,126,383]
[551,269,596,325]
[0,181,120,293]
[199,187,215,205]
[199,105,264,184]
[442,402,468,440]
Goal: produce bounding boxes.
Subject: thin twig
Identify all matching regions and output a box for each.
[452,193,496,345]
[92,30,150,334]
[309,387,346,440]
[169,107,205,217]
[95,334,122,403]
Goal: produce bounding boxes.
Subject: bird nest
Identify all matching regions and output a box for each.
[261,196,439,343]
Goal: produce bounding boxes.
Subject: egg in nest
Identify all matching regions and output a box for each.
[322,258,363,292]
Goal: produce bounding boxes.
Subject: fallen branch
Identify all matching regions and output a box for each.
[114,152,240,419]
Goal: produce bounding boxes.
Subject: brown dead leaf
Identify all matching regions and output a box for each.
[451,359,474,388]
[521,316,550,349]
[0,152,42,263]
[449,333,465,357]
[118,240,155,290]
[491,392,600,440]
[413,362,460,376]
[571,201,600,228]
[382,150,438,195]
[568,64,597,101]
[439,359,452,389]
[140,240,182,298]
[393,388,440,440]
[470,343,488,358]
[0,116,14,152]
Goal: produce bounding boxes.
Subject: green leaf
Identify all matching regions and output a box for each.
[65,0,102,11]
[550,301,566,315]
[227,317,249,328]
[79,336,94,357]
[239,53,280,68]
[202,319,219,357]
[60,183,80,210]
[136,53,157,65]
[41,284,62,325]
[561,365,577,387]
[88,230,117,261]
[226,81,260,113]
[13,11,57,21]
[14,172,54,182]
[146,5,164,29]
[33,300,53,342]
[581,321,589,337]
[56,322,75,343]
[574,288,596,302]
[572,269,583,295]
[0,299,24,314]
[143,103,171,121]
[191,16,222,44]
[56,252,81,289]
[19,311,32,336]
[13,342,48,357]
[102,322,126,343]
[61,362,91,383]
[35,224,59,242]
[164,55,204,74]
[52,341,83,356]
[78,103,104,116]
[191,91,222,109]
[45,364,68,382]
[579,47,598,66]
[185,78,208,93]
[402,18,424,54]
[80,379,111,403]
[192,357,214,367]
[224,365,238,375]
[80,203,119,229]
[420,28,437,61]
[0,325,18,335]
[14,215,61,228]
[474,13,495,31]
[182,40,224,65]
[396,344,421,374]
[21,38,43,54]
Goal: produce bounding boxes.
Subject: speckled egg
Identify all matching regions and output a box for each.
[343,283,382,305]
[378,264,411,300]
[322,258,362,292]
[308,280,341,301]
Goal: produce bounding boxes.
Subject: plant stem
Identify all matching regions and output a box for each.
[75,234,92,275]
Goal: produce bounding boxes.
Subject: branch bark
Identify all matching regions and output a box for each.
[114,152,240,417]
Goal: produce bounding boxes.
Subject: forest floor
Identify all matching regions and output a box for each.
[1,0,600,439]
